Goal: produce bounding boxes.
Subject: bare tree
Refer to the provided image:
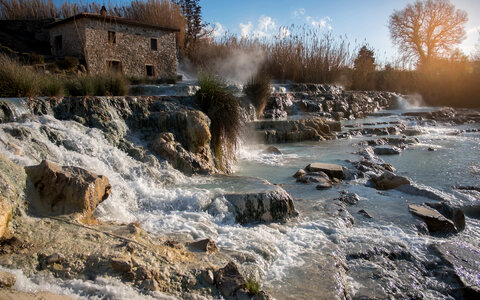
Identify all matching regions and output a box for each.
[389,0,468,66]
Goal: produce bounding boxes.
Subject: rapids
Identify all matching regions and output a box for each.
[0,91,479,299]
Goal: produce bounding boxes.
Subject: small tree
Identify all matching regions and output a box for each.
[351,45,375,90]
[389,0,468,66]
[175,0,207,56]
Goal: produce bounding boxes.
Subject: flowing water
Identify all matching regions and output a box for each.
[0,95,479,299]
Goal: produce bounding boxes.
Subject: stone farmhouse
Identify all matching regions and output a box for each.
[46,11,179,78]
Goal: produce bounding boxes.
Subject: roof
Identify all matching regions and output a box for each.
[46,13,180,32]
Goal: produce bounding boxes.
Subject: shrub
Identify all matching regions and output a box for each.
[196,73,242,172]
[245,277,260,295]
[25,52,44,65]
[39,75,64,96]
[65,73,129,96]
[243,72,271,118]
[0,53,38,97]
[56,56,79,70]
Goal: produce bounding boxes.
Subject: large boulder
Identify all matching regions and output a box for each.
[224,186,298,224]
[408,204,458,233]
[214,261,246,298]
[0,196,12,239]
[306,163,345,180]
[433,241,480,297]
[25,160,112,217]
[374,146,402,155]
[369,172,410,190]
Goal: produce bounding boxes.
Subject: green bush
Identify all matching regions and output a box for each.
[196,73,242,172]
[245,277,260,295]
[0,54,38,97]
[243,73,271,118]
[65,73,129,96]
[39,76,64,96]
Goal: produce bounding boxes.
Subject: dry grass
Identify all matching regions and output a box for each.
[244,72,271,118]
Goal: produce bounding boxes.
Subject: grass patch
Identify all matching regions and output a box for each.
[245,277,261,295]
[65,73,128,96]
[196,73,242,172]
[39,75,64,96]
[243,72,271,119]
[0,53,38,97]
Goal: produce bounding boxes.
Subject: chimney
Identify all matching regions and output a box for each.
[100,6,107,17]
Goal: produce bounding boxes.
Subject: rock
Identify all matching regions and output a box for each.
[0,270,16,288]
[325,201,355,227]
[396,183,450,202]
[0,290,75,300]
[358,209,373,219]
[46,253,64,265]
[214,261,245,297]
[428,147,437,151]
[408,204,457,233]
[316,180,332,190]
[202,269,215,285]
[252,291,274,300]
[262,146,282,155]
[336,191,360,205]
[425,202,465,232]
[369,172,410,190]
[0,196,12,239]
[402,128,423,136]
[236,289,251,300]
[140,278,160,291]
[189,238,218,254]
[224,186,298,224]
[24,160,112,217]
[373,146,402,155]
[433,241,480,297]
[151,132,215,175]
[110,256,132,273]
[293,169,306,178]
[305,163,345,180]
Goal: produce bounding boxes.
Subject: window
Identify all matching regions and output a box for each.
[54,35,63,56]
[107,60,122,73]
[146,65,155,77]
[108,31,116,44]
[150,38,157,50]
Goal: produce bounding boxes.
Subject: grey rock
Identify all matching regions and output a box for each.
[262,145,282,155]
[408,204,457,234]
[110,256,132,273]
[214,261,245,297]
[140,278,160,291]
[374,145,402,155]
[202,269,215,285]
[224,186,298,224]
[189,238,218,254]
[336,191,360,205]
[358,209,372,219]
[292,169,306,178]
[369,172,410,190]
[306,163,345,180]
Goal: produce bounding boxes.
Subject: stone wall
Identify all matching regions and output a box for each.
[48,18,177,78]
[48,20,86,57]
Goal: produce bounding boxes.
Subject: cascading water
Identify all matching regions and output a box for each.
[1,93,479,299]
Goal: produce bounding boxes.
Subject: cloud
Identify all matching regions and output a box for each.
[292,7,333,30]
[239,21,253,37]
[467,25,480,35]
[293,8,305,18]
[212,22,226,38]
[239,15,277,38]
[278,27,291,38]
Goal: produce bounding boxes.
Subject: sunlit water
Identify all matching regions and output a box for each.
[0,97,479,299]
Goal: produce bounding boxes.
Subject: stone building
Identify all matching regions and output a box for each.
[47,13,179,78]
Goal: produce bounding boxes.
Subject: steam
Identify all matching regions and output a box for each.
[405,93,426,107]
[210,48,266,84]
[390,94,425,110]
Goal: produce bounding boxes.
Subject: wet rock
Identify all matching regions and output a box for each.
[358,209,372,219]
[189,238,218,254]
[336,191,360,205]
[402,128,423,136]
[369,172,410,190]
[25,160,112,217]
[252,291,274,300]
[0,101,15,123]
[253,117,334,144]
[224,186,298,224]
[151,132,215,175]
[292,169,306,178]
[0,196,12,239]
[306,163,345,180]
[325,201,355,227]
[425,202,465,232]
[428,147,437,151]
[140,278,160,291]
[396,183,450,202]
[236,289,251,300]
[202,269,215,285]
[214,261,245,297]
[46,253,64,265]
[433,241,480,297]
[316,180,332,190]
[373,145,402,155]
[110,256,132,273]
[408,204,457,233]
[0,270,16,288]
[262,145,282,155]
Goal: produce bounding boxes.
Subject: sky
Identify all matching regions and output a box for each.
[200,0,480,63]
